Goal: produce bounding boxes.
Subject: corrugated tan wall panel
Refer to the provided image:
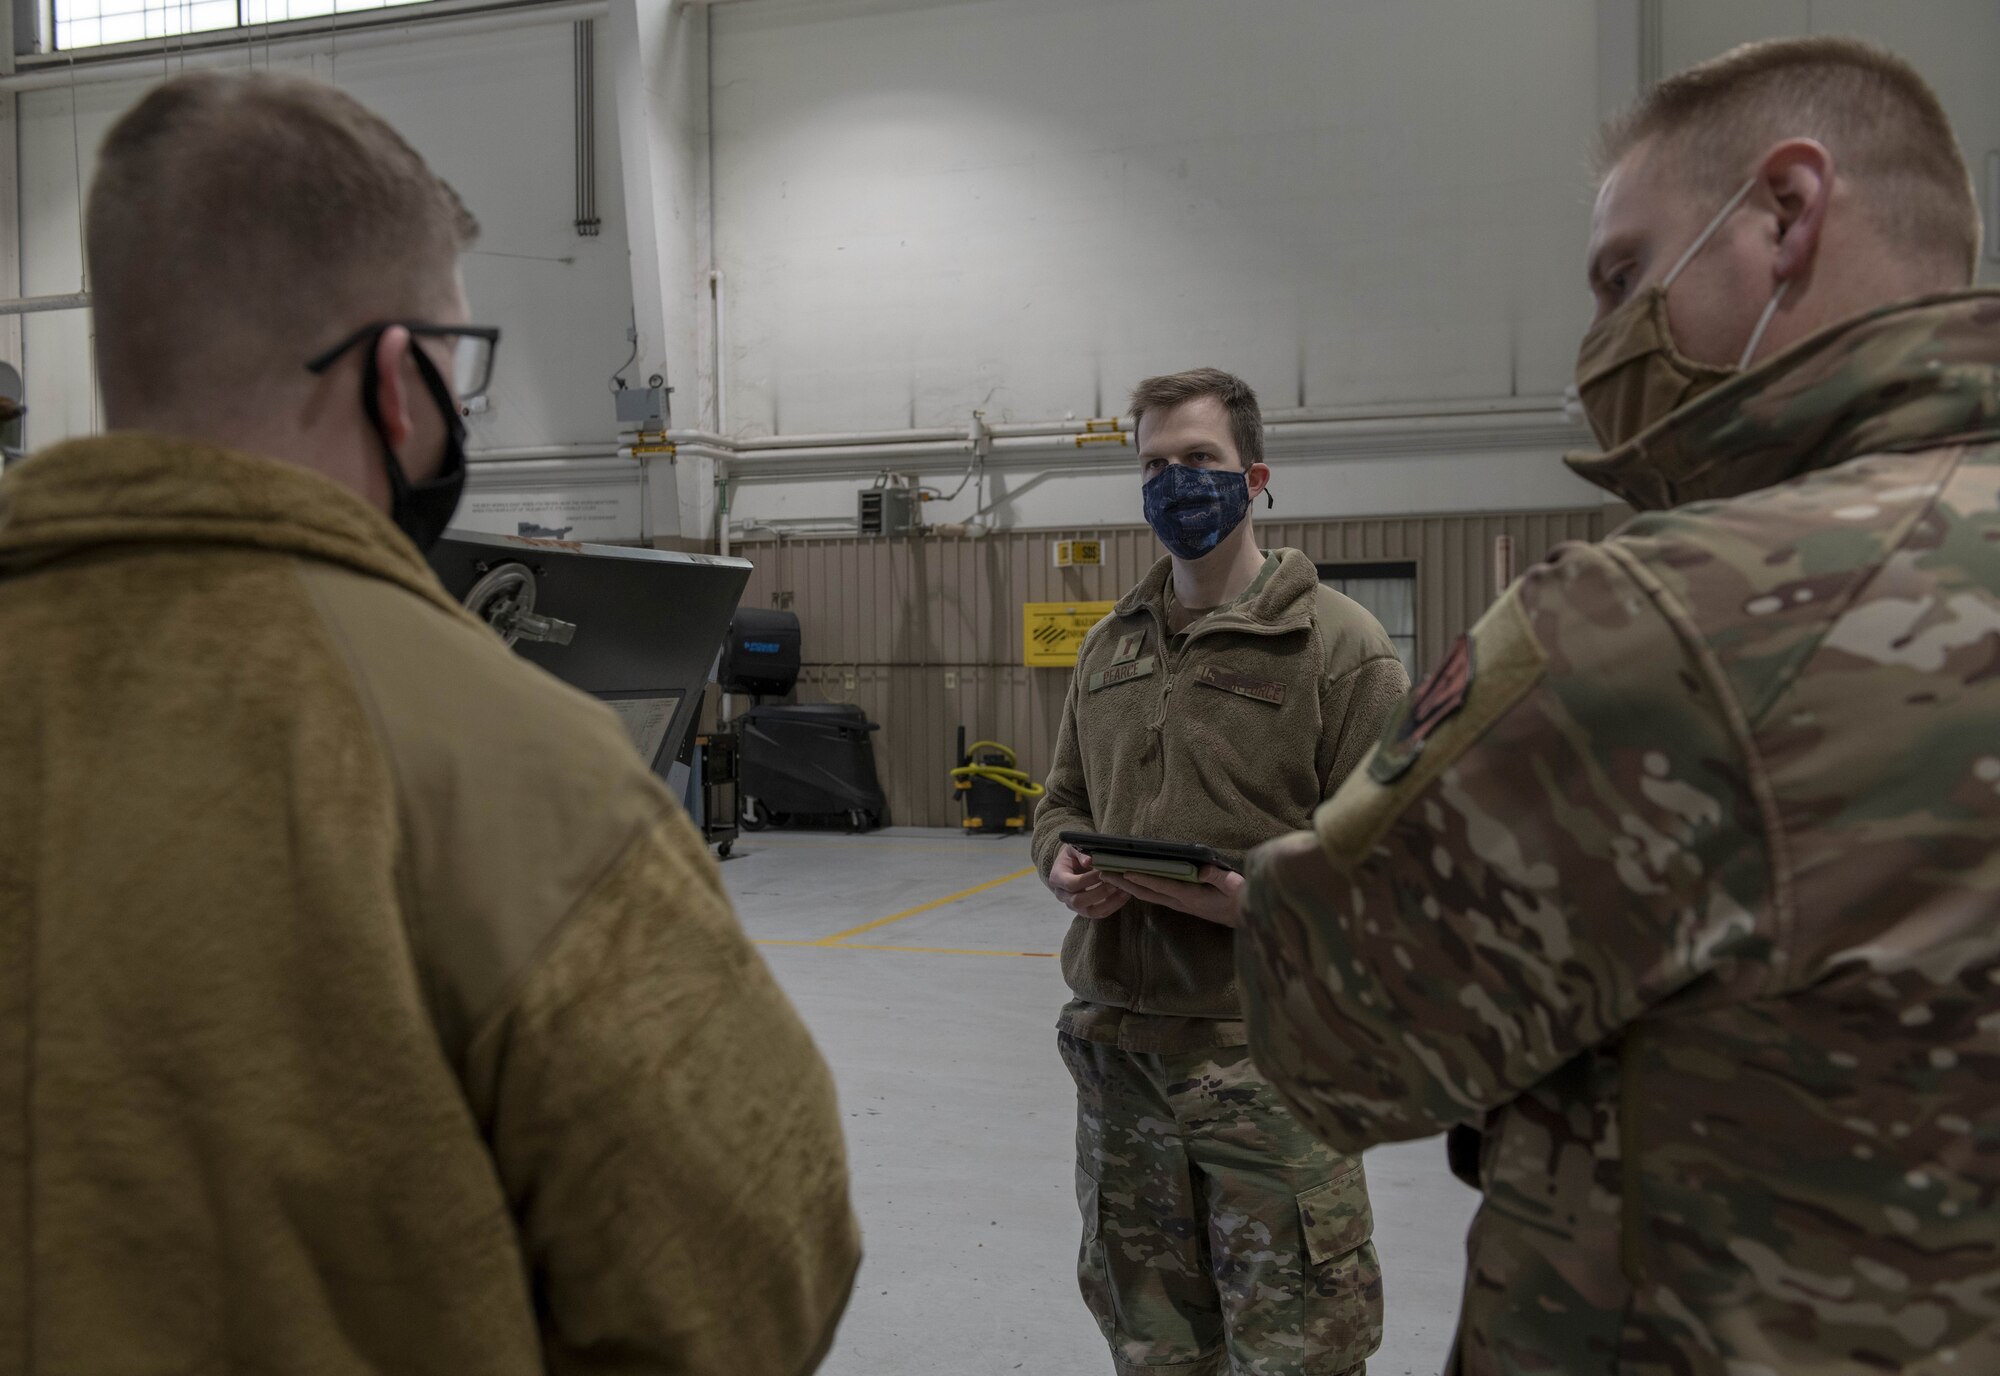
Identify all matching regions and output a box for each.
[723,505,1616,828]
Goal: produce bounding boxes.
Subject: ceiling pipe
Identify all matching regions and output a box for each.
[722,439,975,463]
[719,408,1582,474]
[674,395,1576,466]
[468,443,620,462]
[465,398,1583,491]
[0,292,91,316]
[731,426,969,450]
[975,397,1567,440]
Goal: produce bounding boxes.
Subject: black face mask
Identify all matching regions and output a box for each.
[358,338,467,552]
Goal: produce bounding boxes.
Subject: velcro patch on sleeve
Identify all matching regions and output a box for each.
[1087,655,1157,693]
[1315,588,1547,868]
[1369,634,1473,784]
[1192,664,1286,705]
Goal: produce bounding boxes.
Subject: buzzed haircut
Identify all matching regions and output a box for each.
[1129,367,1265,470]
[1599,36,1980,281]
[87,71,478,424]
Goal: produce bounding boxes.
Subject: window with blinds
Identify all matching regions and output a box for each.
[1318,561,1417,676]
[53,0,429,51]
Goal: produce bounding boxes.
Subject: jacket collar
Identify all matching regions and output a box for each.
[1565,289,2000,511]
[1116,547,1319,631]
[0,432,460,615]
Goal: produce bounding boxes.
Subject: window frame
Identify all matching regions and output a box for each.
[22,0,514,61]
[1317,559,1420,676]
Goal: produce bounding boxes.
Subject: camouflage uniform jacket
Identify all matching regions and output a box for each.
[1035,548,1407,1053]
[1238,290,2000,1375]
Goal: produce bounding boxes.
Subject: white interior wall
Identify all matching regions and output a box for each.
[16,17,637,455]
[712,0,1603,435]
[712,0,1621,532]
[13,1,1998,544]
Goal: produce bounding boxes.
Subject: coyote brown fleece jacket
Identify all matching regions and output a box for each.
[0,435,859,1375]
[1032,549,1409,1053]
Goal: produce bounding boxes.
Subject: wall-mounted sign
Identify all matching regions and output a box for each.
[1053,539,1103,567]
[1023,600,1117,667]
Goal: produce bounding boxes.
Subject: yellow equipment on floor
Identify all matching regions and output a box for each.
[951,731,1044,835]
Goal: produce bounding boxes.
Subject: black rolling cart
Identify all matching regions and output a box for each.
[719,608,890,834]
[696,726,741,858]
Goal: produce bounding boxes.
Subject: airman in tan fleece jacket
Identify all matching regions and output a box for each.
[0,436,860,1375]
[0,68,857,1376]
[1031,371,1408,1376]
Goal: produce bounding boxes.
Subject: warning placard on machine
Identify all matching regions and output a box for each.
[604,693,683,769]
[1023,601,1117,668]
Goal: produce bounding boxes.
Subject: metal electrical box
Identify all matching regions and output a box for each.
[614,381,672,429]
[859,486,920,538]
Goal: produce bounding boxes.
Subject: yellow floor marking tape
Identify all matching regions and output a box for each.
[811,867,1038,946]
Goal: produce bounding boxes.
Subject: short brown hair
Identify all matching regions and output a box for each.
[1128,367,1264,468]
[87,72,478,423]
[1599,36,1980,280]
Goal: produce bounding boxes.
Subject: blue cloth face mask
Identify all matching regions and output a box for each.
[1143,463,1254,560]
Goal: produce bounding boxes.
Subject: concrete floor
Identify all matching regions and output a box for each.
[724,827,1479,1376]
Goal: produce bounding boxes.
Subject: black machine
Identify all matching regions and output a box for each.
[735,703,888,832]
[719,607,888,832]
[721,607,803,699]
[427,531,752,782]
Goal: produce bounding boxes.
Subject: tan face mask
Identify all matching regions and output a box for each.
[1573,175,1790,452]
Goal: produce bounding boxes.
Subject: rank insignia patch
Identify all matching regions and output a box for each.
[1368,634,1474,784]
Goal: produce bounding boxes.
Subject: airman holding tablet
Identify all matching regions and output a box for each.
[1033,367,1409,1376]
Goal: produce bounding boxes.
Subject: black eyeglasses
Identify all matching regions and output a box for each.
[306,323,502,402]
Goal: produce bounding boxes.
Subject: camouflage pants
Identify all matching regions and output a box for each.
[1059,1033,1383,1376]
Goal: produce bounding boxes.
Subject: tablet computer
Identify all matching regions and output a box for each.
[1059,831,1239,882]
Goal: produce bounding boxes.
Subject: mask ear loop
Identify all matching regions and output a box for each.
[1660,173,1789,370]
[1661,174,1760,290]
[1738,278,1791,369]
[354,327,416,514]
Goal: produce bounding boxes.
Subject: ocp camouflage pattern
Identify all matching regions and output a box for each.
[1237,290,2000,1375]
[1061,1035,1382,1375]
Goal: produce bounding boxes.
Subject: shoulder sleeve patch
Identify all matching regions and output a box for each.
[1368,634,1472,784]
[1314,587,1547,867]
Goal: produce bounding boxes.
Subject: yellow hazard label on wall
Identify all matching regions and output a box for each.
[1053,540,1103,567]
[1024,601,1117,667]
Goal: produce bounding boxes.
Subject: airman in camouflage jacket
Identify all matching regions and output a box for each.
[1238,290,2000,1375]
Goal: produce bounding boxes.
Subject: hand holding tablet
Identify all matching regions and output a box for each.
[1058,831,1241,883]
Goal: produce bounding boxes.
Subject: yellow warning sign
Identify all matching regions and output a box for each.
[1024,601,1117,668]
[1053,540,1103,567]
